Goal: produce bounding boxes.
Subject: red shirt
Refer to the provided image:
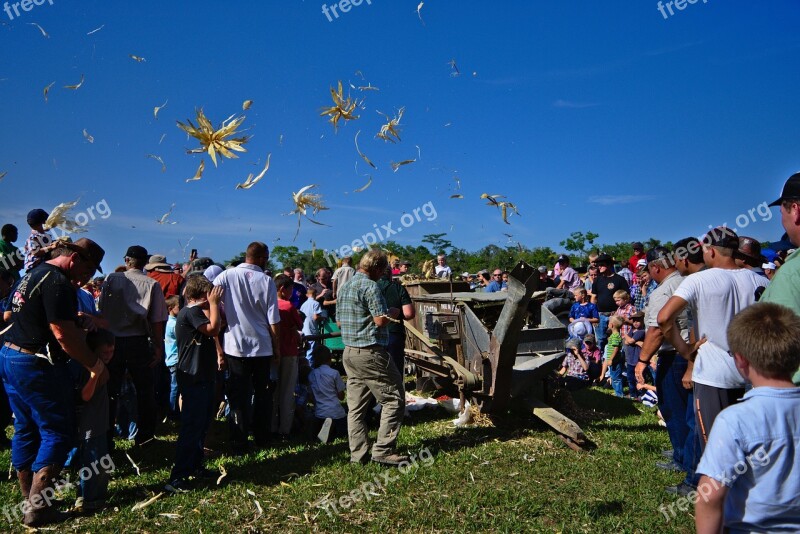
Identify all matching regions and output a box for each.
[278,299,303,357]
[147,271,185,298]
[628,252,646,273]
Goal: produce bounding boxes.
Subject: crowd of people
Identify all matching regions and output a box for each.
[1,173,799,531]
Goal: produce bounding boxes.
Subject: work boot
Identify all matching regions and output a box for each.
[17,469,32,500]
[23,465,69,527]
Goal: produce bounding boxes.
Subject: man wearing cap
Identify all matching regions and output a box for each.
[146,254,185,299]
[398,260,412,276]
[100,245,168,448]
[635,247,694,489]
[591,254,629,350]
[762,262,777,280]
[762,172,800,384]
[1,238,107,526]
[628,242,646,273]
[734,236,768,279]
[22,208,54,272]
[657,227,768,496]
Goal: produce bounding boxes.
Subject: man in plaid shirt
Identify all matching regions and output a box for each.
[337,249,407,467]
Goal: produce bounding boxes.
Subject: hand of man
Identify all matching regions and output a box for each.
[208,286,224,305]
[217,352,227,371]
[682,366,693,390]
[77,312,99,332]
[635,361,648,383]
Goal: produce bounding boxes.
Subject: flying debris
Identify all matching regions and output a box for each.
[153,100,168,120]
[64,74,85,90]
[28,22,49,38]
[358,84,380,92]
[481,193,520,225]
[129,54,146,62]
[354,70,365,80]
[156,203,177,225]
[354,131,377,169]
[43,81,55,102]
[376,107,404,143]
[391,159,416,172]
[82,129,94,143]
[416,145,422,160]
[86,25,105,35]
[186,160,205,183]
[242,100,253,111]
[177,108,250,167]
[450,194,463,199]
[416,2,425,26]
[236,154,271,190]
[290,184,330,240]
[45,199,87,234]
[453,175,461,189]
[159,133,166,144]
[146,154,166,173]
[448,59,461,77]
[278,134,284,146]
[354,175,372,193]
[320,81,361,132]
[0,171,7,181]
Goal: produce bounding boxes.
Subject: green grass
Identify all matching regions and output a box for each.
[0,387,695,533]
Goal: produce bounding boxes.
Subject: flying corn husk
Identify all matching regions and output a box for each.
[132,492,163,512]
[320,81,361,132]
[157,203,177,225]
[0,171,7,181]
[416,2,425,26]
[177,108,250,167]
[45,199,87,233]
[354,131,376,169]
[291,184,330,240]
[159,133,166,144]
[376,107,404,143]
[448,59,460,77]
[354,175,372,193]
[146,154,166,173]
[358,84,379,92]
[43,82,54,103]
[86,25,104,35]
[450,194,463,199]
[82,129,94,143]
[236,154,271,190]
[28,22,49,38]
[186,160,205,183]
[481,193,520,224]
[153,100,168,120]
[64,74,84,90]
[354,70,365,80]
[129,54,146,62]
[391,159,416,172]
[242,100,253,110]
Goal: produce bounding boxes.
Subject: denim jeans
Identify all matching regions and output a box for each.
[168,366,180,420]
[171,374,215,480]
[655,352,696,480]
[0,346,74,471]
[115,377,138,441]
[226,356,273,448]
[625,363,639,397]
[608,360,625,397]
[595,314,610,351]
[76,433,110,507]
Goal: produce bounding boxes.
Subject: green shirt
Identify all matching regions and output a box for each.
[377,276,412,336]
[0,239,21,279]
[761,248,800,384]
[337,272,389,348]
[604,332,623,362]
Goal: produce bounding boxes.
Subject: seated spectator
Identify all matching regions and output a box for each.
[485,270,503,292]
[556,338,590,391]
[308,346,347,443]
[762,262,776,280]
[695,303,800,533]
[555,255,581,291]
[616,261,634,287]
[623,311,646,399]
[568,288,599,339]
[537,266,556,289]
[581,334,602,380]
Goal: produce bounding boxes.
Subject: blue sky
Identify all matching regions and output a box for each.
[1,0,798,272]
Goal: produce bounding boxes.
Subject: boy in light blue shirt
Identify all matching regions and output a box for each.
[695,303,800,534]
[164,296,180,420]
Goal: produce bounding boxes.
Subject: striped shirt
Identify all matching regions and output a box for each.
[336,272,388,348]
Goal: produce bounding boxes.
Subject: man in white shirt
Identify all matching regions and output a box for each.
[658,227,768,495]
[434,254,452,279]
[213,242,281,453]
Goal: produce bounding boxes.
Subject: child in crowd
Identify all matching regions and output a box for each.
[164,295,180,420]
[272,274,303,439]
[70,329,116,513]
[22,208,53,271]
[599,315,625,397]
[165,277,223,493]
[308,345,347,443]
[331,256,355,299]
[294,365,313,435]
[581,334,602,380]
[695,303,800,534]
[300,287,324,363]
[613,289,636,338]
[623,311,646,399]
[557,338,590,390]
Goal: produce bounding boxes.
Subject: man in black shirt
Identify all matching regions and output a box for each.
[591,253,629,350]
[377,267,415,381]
[2,238,106,527]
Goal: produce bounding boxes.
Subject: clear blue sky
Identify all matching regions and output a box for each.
[1,0,798,272]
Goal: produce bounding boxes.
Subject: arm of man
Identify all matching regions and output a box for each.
[50,320,103,372]
[695,476,727,534]
[400,285,415,321]
[657,296,693,361]
[635,325,664,382]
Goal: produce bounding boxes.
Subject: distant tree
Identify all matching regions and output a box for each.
[559,231,600,257]
[421,233,452,255]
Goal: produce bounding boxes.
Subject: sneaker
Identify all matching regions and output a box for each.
[661,449,674,459]
[666,482,696,497]
[164,478,191,494]
[371,452,410,467]
[317,418,333,443]
[656,461,683,472]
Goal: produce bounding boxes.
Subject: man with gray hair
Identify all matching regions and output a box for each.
[337,249,406,466]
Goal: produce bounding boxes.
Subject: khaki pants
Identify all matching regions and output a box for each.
[342,345,404,462]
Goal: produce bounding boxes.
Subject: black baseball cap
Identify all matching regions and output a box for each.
[769,172,800,207]
[557,254,570,264]
[595,253,613,264]
[27,208,48,226]
[125,245,149,260]
[703,226,739,250]
[646,246,672,265]
[400,260,412,266]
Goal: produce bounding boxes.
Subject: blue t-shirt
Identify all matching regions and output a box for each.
[164,315,178,367]
[624,328,645,366]
[696,387,800,533]
[568,302,599,321]
[485,280,502,293]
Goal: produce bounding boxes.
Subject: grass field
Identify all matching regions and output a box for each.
[0,386,696,533]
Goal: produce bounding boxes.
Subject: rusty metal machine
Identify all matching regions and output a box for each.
[402,261,587,450]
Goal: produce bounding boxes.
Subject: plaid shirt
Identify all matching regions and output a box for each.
[562,351,589,380]
[336,272,389,348]
[23,230,53,271]
[615,303,636,337]
[631,280,658,312]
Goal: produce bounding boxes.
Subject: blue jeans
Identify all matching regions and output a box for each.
[171,373,215,480]
[608,360,624,397]
[655,352,696,482]
[115,377,138,440]
[595,314,610,351]
[168,366,180,420]
[76,434,110,507]
[626,363,639,397]
[0,346,74,471]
